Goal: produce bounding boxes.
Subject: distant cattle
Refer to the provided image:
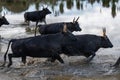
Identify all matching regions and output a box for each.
[35,17,81,36]
[2,24,77,67]
[0,15,9,27]
[48,28,113,62]
[24,7,51,26]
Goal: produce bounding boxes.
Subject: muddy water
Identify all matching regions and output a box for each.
[0,0,120,80]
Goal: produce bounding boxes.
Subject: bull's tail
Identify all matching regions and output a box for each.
[35,25,41,36]
[1,39,16,67]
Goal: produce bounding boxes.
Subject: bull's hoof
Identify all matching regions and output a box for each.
[112,64,119,68]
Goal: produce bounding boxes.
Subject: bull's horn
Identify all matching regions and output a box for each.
[42,5,44,9]
[4,12,5,16]
[102,27,106,36]
[63,24,67,32]
[76,17,79,22]
[73,17,75,23]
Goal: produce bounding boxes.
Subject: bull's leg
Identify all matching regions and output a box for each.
[113,57,120,67]
[87,52,96,62]
[7,54,13,67]
[7,54,20,67]
[55,54,64,64]
[44,20,46,24]
[36,21,38,26]
[21,56,26,64]
[43,19,46,24]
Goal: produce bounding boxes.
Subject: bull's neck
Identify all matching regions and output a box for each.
[65,23,74,32]
[94,36,102,52]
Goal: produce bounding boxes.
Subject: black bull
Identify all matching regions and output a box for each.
[24,8,51,26]
[35,17,81,36]
[48,28,113,62]
[2,25,77,67]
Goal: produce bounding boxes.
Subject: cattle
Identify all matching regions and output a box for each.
[48,28,113,62]
[1,24,77,67]
[0,15,9,27]
[24,7,51,26]
[35,17,81,36]
[62,28,113,62]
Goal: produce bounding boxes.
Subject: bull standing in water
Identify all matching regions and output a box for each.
[24,7,51,26]
[1,24,77,67]
[35,17,81,36]
[62,28,113,62]
[48,28,113,62]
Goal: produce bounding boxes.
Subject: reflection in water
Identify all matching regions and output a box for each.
[0,0,119,18]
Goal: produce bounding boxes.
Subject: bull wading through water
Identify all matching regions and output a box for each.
[35,17,81,36]
[1,24,77,67]
[24,7,51,26]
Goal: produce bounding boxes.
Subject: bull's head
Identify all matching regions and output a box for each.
[68,17,81,32]
[42,7,51,14]
[101,28,113,48]
[0,13,9,26]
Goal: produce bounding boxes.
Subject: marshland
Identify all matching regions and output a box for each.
[0,0,120,80]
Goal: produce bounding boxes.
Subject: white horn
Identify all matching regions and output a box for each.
[76,17,79,22]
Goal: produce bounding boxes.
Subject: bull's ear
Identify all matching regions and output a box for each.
[102,27,106,37]
[63,24,67,32]
[76,17,79,22]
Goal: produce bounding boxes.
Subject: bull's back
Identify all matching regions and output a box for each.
[39,23,64,34]
[25,34,62,50]
[24,11,43,21]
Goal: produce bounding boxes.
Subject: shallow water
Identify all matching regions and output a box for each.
[0,0,120,80]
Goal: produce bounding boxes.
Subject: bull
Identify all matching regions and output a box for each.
[48,28,113,62]
[35,17,81,36]
[1,24,77,67]
[0,15,9,27]
[62,28,113,62]
[24,7,51,26]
